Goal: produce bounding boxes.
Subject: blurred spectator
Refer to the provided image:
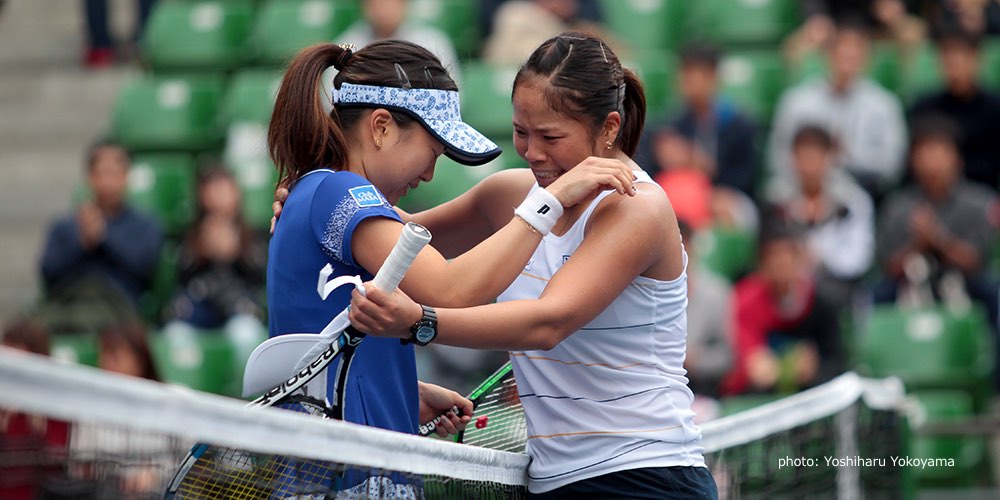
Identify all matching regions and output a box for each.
[82,0,158,68]
[482,0,624,66]
[96,322,159,381]
[770,18,908,200]
[679,222,733,400]
[786,0,926,62]
[721,219,844,396]
[164,168,267,329]
[1,317,70,500]
[64,323,171,495]
[766,125,875,311]
[917,0,1000,37]
[37,140,163,334]
[652,129,759,234]
[640,43,759,199]
[909,28,1000,191]
[336,0,461,80]
[478,0,603,41]
[873,116,1000,330]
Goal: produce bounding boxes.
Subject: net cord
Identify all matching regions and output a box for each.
[700,372,906,453]
[0,347,529,486]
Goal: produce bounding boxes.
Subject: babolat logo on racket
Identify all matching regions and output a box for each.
[257,346,338,405]
[350,185,384,207]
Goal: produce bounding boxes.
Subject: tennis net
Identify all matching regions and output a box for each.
[0,346,905,499]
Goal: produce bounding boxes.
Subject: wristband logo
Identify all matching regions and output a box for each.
[537,205,551,215]
[350,185,384,208]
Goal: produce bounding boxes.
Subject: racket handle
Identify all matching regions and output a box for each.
[373,222,431,292]
[419,405,461,436]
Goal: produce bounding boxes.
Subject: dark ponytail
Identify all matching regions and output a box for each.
[268,41,458,187]
[514,32,647,157]
[268,44,350,187]
[619,68,645,157]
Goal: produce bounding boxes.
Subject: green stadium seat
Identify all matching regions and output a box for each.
[717,50,785,124]
[787,42,901,94]
[460,62,517,139]
[897,43,942,104]
[407,0,479,59]
[855,305,994,411]
[112,74,227,152]
[907,390,986,487]
[128,153,198,236]
[226,156,279,230]
[397,141,524,213]
[599,0,689,51]
[151,330,235,395]
[689,0,798,46]
[50,334,99,367]
[247,0,360,66]
[695,226,757,282]
[978,39,1000,92]
[625,50,679,119]
[142,0,255,71]
[222,68,283,126]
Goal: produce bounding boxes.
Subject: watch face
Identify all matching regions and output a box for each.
[415,325,436,343]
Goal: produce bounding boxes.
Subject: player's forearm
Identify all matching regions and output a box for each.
[433,298,575,351]
[431,220,542,307]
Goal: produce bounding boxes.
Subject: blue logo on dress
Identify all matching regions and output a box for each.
[349,185,384,208]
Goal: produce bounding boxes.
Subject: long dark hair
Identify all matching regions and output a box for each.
[268,41,458,187]
[513,32,646,156]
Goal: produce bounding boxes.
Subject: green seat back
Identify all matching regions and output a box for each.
[856,305,994,392]
[908,390,985,486]
[717,50,785,124]
[981,39,1000,92]
[128,153,198,235]
[142,0,255,71]
[248,0,360,66]
[151,331,236,396]
[689,0,798,46]
[599,0,689,51]
[696,226,756,281]
[626,50,679,118]
[897,42,942,104]
[226,156,280,230]
[787,42,901,94]
[222,68,283,126]
[112,74,227,152]
[407,0,479,58]
[50,334,99,367]
[459,62,517,139]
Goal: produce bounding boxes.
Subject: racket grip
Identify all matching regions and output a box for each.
[418,405,461,436]
[373,222,432,292]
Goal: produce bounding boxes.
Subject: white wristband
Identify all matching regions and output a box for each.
[514,188,564,235]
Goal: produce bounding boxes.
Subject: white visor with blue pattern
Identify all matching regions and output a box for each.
[332,83,501,166]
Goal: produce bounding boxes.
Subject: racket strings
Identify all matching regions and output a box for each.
[461,377,527,454]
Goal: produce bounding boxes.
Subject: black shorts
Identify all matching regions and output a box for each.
[527,466,718,499]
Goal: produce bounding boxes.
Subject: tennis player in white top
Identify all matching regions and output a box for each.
[349,32,717,499]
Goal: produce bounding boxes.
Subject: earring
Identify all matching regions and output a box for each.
[376,139,383,149]
[606,141,613,150]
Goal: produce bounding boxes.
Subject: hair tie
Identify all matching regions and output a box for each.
[333,43,355,71]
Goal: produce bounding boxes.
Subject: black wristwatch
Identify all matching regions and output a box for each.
[407,304,438,346]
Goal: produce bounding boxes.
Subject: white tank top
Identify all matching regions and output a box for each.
[497,171,706,493]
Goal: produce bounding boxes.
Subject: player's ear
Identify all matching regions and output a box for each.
[369,108,393,149]
[600,111,621,150]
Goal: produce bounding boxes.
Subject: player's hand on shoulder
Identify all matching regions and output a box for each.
[348,282,423,339]
[545,156,637,208]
